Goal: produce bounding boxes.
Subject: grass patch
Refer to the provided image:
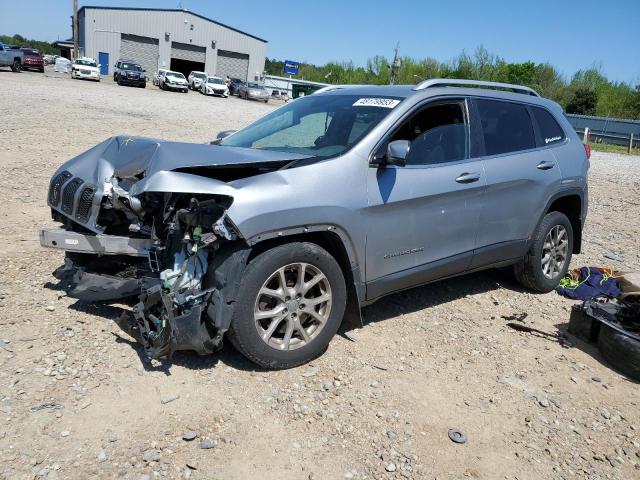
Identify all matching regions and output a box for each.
[589,142,639,155]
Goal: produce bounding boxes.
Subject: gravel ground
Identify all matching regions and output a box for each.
[0,69,639,480]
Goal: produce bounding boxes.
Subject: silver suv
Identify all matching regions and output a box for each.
[40,79,589,368]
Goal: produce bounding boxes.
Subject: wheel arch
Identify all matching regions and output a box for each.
[544,191,584,254]
[246,227,365,315]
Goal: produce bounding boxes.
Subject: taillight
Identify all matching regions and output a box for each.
[584,143,591,159]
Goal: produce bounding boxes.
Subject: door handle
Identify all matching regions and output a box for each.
[455,172,480,184]
[537,161,555,170]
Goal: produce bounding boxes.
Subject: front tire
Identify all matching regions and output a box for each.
[11,60,21,72]
[514,211,573,292]
[229,242,347,369]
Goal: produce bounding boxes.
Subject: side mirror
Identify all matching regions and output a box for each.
[382,140,410,167]
[211,130,237,144]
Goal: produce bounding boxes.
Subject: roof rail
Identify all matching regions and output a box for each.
[413,78,540,97]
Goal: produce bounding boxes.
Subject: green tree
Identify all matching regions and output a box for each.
[566,88,598,115]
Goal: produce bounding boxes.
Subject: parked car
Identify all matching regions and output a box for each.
[40,79,589,369]
[0,41,23,72]
[238,82,269,102]
[113,59,135,82]
[153,69,167,86]
[159,70,188,93]
[228,77,244,96]
[115,61,146,88]
[271,89,290,101]
[200,76,229,97]
[21,48,44,72]
[188,71,208,90]
[71,57,101,82]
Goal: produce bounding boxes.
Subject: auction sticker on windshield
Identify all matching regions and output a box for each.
[353,98,401,108]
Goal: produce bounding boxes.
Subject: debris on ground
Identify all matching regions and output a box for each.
[448,428,467,444]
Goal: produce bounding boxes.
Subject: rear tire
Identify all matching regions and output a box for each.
[228,242,346,369]
[514,211,573,292]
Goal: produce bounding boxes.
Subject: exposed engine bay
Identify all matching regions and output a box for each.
[56,179,245,358]
[40,136,308,359]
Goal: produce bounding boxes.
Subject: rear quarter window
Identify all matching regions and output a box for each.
[476,99,536,156]
[531,107,565,146]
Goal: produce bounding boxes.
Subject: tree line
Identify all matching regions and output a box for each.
[266,48,640,120]
[0,34,58,55]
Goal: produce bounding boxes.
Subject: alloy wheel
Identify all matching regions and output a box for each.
[541,225,569,279]
[254,263,332,351]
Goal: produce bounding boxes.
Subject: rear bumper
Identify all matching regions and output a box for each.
[39,228,151,257]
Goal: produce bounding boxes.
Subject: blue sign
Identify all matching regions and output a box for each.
[283,60,300,76]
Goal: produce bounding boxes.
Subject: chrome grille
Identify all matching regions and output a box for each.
[61,178,83,215]
[75,185,96,223]
[48,171,72,206]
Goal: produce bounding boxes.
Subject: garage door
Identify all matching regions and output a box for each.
[171,42,206,63]
[119,34,159,75]
[216,50,249,82]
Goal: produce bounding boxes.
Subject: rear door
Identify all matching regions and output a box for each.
[469,98,563,268]
[365,98,486,299]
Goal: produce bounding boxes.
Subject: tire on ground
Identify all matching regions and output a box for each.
[228,242,346,369]
[597,323,640,381]
[514,211,573,292]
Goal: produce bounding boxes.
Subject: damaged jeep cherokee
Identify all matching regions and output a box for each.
[41,79,589,369]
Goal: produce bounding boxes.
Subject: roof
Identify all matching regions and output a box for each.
[316,85,416,98]
[78,6,267,43]
[53,39,74,48]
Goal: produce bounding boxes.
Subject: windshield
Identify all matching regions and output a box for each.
[220,94,402,158]
[247,83,263,89]
[23,49,40,56]
[75,59,97,67]
[193,72,207,79]
[122,63,142,71]
[208,77,224,84]
[166,72,185,79]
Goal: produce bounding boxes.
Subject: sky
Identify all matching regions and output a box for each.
[1,0,638,84]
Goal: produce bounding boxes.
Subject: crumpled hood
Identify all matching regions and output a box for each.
[57,135,310,183]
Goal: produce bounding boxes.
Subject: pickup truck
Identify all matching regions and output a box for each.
[0,42,23,72]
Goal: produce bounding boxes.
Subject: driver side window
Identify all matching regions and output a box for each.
[390,101,469,166]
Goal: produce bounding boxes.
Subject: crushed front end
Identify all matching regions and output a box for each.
[40,136,256,359]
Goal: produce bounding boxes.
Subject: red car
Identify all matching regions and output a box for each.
[21,48,44,72]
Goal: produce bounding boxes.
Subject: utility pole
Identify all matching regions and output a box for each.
[389,43,400,85]
[73,0,78,60]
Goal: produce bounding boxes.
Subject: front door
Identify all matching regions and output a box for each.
[365,99,485,300]
[98,52,109,76]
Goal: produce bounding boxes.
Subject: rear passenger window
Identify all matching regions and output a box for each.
[531,107,565,145]
[476,99,535,156]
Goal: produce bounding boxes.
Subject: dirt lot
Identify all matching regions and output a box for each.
[0,69,639,480]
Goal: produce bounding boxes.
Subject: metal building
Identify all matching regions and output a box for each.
[77,6,267,81]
